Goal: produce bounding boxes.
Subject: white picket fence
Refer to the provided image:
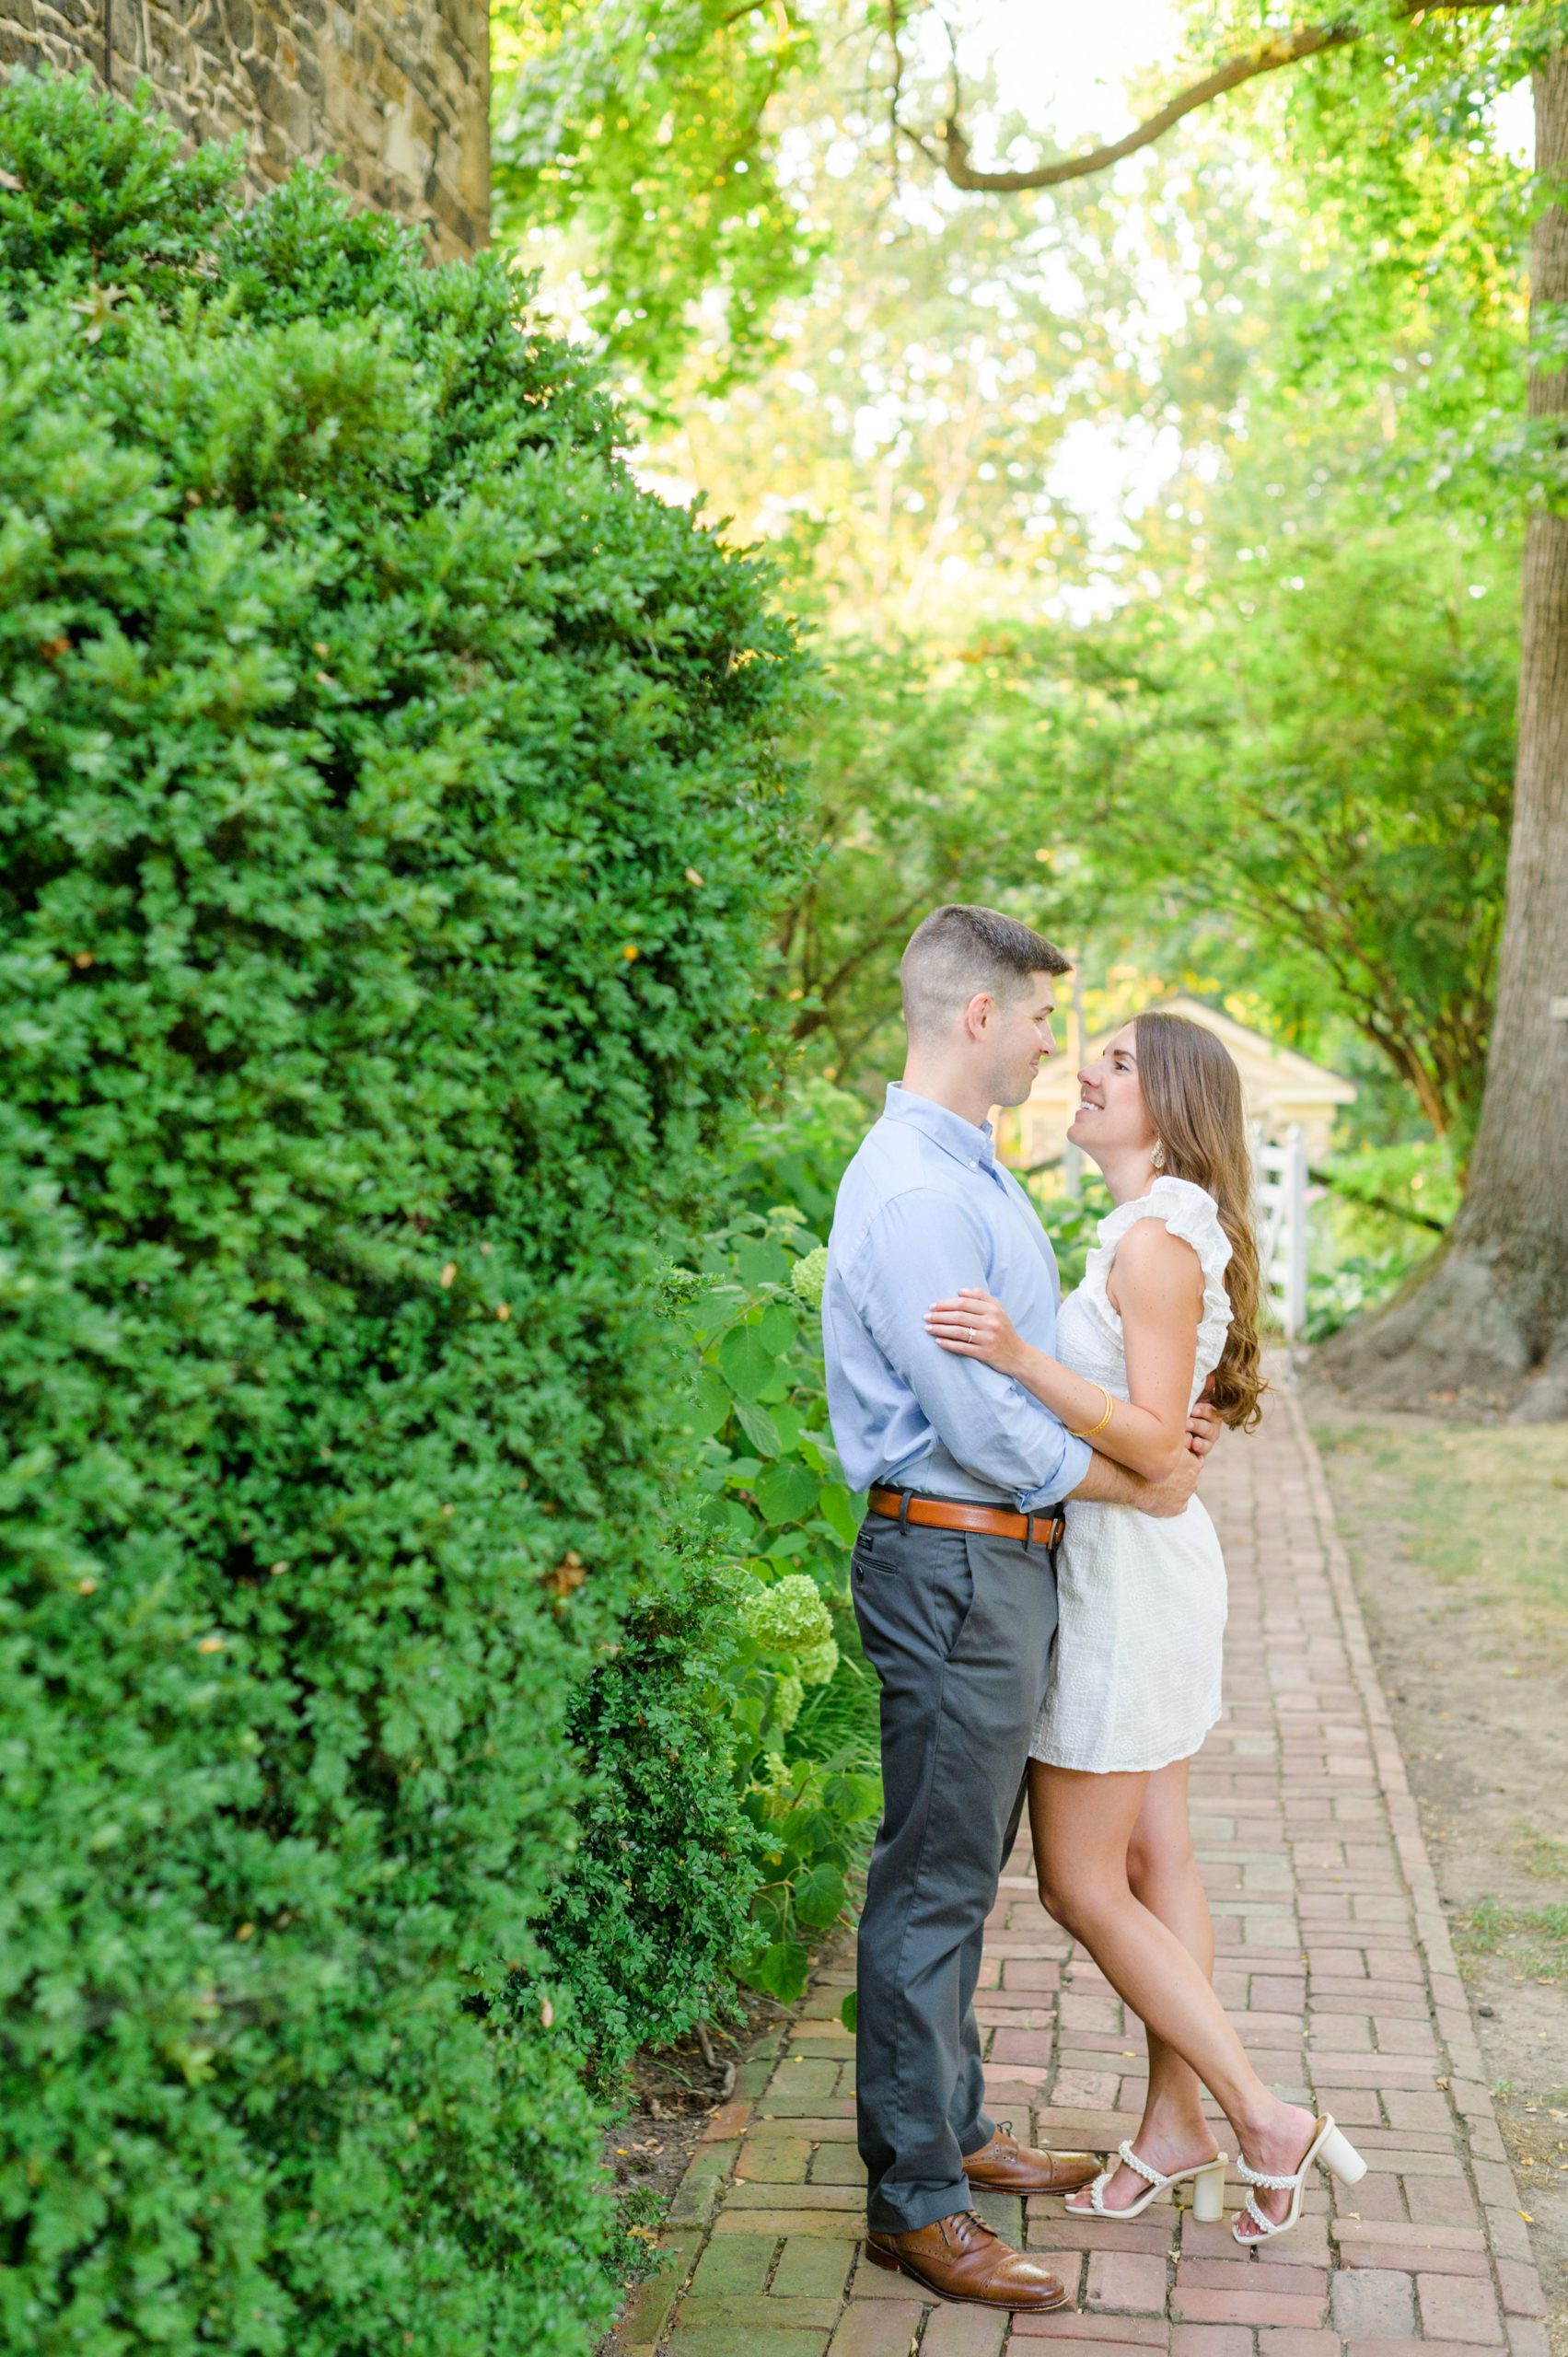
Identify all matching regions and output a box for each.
[1255,1123,1309,1341]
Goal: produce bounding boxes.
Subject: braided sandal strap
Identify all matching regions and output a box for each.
[1117,2141,1165,2189]
[1079,2142,1161,2217]
[1235,2157,1298,2190]
[1240,2189,1282,2237]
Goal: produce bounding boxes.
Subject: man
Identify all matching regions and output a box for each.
[824,905,1216,2312]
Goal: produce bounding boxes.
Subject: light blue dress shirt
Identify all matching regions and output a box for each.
[823,1084,1093,1511]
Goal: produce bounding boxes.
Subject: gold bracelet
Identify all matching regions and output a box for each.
[1072,1384,1116,1441]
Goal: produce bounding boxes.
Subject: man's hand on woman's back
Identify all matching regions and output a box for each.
[1187,1400,1222,1457]
[1068,1446,1201,1516]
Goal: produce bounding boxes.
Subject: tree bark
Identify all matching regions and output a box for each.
[1319,54,1568,1417]
[930,7,1516,195]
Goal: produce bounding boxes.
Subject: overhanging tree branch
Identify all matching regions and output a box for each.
[927,4,1515,194]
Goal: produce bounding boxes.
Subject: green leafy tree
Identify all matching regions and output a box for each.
[758,485,1514,1138]
[497,0,1568,1411]
[0,71,808,2357]
[496,8,1522,1136]
[912,8,1568,1411]
[1015,507,1517,1150]
[767,635,1069,1079]
[492,0,823,397]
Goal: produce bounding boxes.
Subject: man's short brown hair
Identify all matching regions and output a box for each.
[900,904,1070,1041]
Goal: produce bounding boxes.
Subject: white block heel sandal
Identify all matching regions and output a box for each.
[1233,2115,1366,2246]
[1071,2141,1230,2223]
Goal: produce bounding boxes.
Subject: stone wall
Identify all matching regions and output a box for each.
[0,0,489,258]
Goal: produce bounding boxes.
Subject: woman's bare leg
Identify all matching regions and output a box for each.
[1029,1760,1313,2227]
[1064,1759,1217,2212]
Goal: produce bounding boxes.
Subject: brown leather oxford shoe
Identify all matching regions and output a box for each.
[963,2119,1102,2196]
[864,2208,1070,2309]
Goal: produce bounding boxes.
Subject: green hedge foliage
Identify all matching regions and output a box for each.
[0,71,807,2357]
[535,1538,765,2089]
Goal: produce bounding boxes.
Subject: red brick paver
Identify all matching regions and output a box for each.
[612,1387,1549,2357]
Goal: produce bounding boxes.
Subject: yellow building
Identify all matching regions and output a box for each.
[999,995,1357,1173]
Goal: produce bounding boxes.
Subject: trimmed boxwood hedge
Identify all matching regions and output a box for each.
[0,71,808,2357]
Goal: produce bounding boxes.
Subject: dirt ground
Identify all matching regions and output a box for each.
[1308,1383,1568,2351]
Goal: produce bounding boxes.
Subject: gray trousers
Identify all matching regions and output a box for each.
[851,1508,1060,2234]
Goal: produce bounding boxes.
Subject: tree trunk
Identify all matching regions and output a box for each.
[1320,54,1568,1418]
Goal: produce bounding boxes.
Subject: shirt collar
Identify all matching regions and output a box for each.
[884,1083,996,1172]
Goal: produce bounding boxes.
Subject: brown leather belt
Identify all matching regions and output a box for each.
[867,1486,1065,1550]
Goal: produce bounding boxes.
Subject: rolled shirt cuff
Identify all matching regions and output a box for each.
[1019,1431,1092,1510]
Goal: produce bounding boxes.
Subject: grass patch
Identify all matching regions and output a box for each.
[1311,1416,1568,1657]
[1526,1830,1568,1884]
[790,1643,881,1776]
[1458,1897,1568,1983]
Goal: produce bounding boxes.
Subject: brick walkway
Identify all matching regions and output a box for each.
[612,1387,1551,2357]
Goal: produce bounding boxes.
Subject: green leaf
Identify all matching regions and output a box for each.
[823,1771,882,1824]
[840,1989,858,2034]
[757,1302,797,1355]
[686,1283,743,1340]
[717,1321,776,1401]
[744,1939,810,2003]
[792,1862,846,1928]
[736,1238,791,1289]
[761,1823,811,1876]
[818,1481,862,1546]
[700,1496,755,1546]
[747,1886,791,1945]
[734,1398,782,1457]
[788,1808,842,1860]
[754,1458,819,1525]
[798,1429,845,1480]
[0,64,819,2340]
[687,1366,732,1439]
[771,1401,805,1453]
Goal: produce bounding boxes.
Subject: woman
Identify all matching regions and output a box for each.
[924,1011,1364,2245]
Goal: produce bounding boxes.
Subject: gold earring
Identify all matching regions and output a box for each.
[1151,1138,1167,1170]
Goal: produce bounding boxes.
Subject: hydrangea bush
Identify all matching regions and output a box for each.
[682,1175,882,2003]
[0,71,807,2357]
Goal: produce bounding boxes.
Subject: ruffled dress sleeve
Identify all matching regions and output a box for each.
[1078,1176,1234,1397]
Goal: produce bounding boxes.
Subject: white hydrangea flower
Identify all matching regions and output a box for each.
[795,1637,839,1688]
[740,1571,833,1655]
[771,1672,804,1735]
[790,1244,829,1310]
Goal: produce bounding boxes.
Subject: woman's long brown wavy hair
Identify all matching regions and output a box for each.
[1133,1011,1266,1432]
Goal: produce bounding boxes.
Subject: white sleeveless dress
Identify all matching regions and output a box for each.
[1031,1177,1235,1775]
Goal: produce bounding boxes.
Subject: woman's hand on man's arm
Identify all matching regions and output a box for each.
[925,1280,1184,1480]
